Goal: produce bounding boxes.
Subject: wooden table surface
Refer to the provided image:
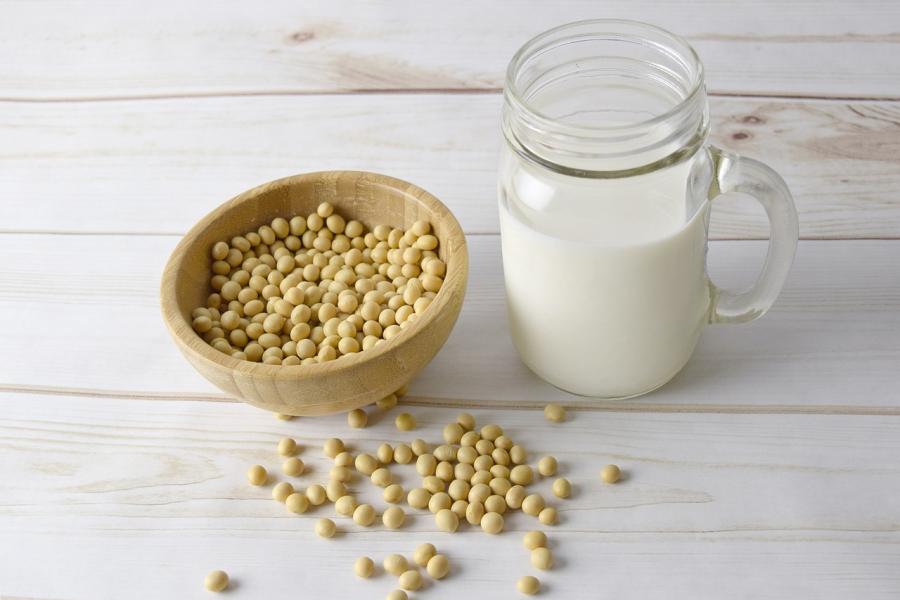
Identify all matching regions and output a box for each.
[2,2,899,598]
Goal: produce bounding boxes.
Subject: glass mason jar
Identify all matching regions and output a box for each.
[498,20,798,399]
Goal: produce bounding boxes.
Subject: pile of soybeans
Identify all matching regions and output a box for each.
[204,400,624,597]
[190,202,445,365]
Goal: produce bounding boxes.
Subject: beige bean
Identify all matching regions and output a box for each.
[204,570,229,592]
[552,478,572,498]
[315,518,336,538]
[353,503,377,526]
[544,403,566,422]
[538,456,558,477]
[523,530,547,550]
[347,408,368,428]
[283,457,305,477]
[395,412,416,431]
[384,553,408,576]
[481,511,504,534]
[531,547,553,570]
[382,506,405,529]
[354,556,375,578]
[539,506,558,525]
[517,575,540,595]
[285,492,310,514]
[272,481,294,503]
[601,464,622,483]
[306,484,326,506]
[413,543,436,567]
[247,465,267,486]
[427,554,450,579]
[383,483,404,504]
[277,437,297,456]
[465,500,485,525]
[398,570,422,592]
[435,508,459,533]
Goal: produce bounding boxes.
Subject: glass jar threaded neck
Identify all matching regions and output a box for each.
[503,19,709,177]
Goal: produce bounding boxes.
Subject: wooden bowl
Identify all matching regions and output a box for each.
[160,171,468,416]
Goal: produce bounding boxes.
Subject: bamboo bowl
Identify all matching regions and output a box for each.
[161,171,468,416]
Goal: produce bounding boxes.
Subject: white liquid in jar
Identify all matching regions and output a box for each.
[498,159,712,398]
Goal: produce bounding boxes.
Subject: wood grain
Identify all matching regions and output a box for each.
[1,95,898,239]
[160,171,468,415]
[1,391,899,599]
[1,0,899,99]
[2,234,898,411]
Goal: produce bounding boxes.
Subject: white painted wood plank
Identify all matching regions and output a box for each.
[1,392,899,599]
[1,95,898,239]
[1,0,898,99]
[1,234,898,410]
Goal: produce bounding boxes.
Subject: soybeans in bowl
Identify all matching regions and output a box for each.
[161,171,468,415]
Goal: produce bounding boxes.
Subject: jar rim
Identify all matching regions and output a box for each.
[504,19,705,135]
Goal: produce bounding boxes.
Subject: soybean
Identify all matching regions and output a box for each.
[413,543,436,567]
[506,485,526,510]
[522,494,545,516]
[523,530,547,550]
[334,451,355,467]
[443,422,464,444]
[457,412,476,431]
[282,457,305,477]
[544,403,566,423]
[383,554,408,576]
[347,408,368,429]
[323,438,344,458]
[382,506,405,529]
[383,483,404,504]
[538,455,558,477]
[465,501,485,525]
[354,556,375,578]
[376,443,394,464]
[326,480,347,502]
[353,503,376,526]
[398,570,422,591]
[395,412,416,431]
[247,464,267,486]
[376,393,398,410]
[393,444,413,464]
[411,438,429,456]
[335,495,357,516]
[552,477,571,499]
[306,484,326,505]
[480,511,504,534]
[315,518,336,538]
[272,481,294,503]
[601,464,622,483]
[517,575,540,596]
[277,437,298,456]
[427,554,450,579]
[510,465,534,486]
[371,467,392,487]
[539,506,558,525]
[286,492,310,514]
[435,508,459,533]
[531,547,553,570]
[408,488,432,509]
[204,570,229,592]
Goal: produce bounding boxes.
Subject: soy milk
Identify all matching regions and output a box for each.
[498,158,712,397]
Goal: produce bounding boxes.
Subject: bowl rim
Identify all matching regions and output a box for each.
[160,170,468,387]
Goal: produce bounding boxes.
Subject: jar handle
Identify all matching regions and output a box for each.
[707,146,799,324]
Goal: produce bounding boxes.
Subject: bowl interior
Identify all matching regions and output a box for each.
[171,171,461,328]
